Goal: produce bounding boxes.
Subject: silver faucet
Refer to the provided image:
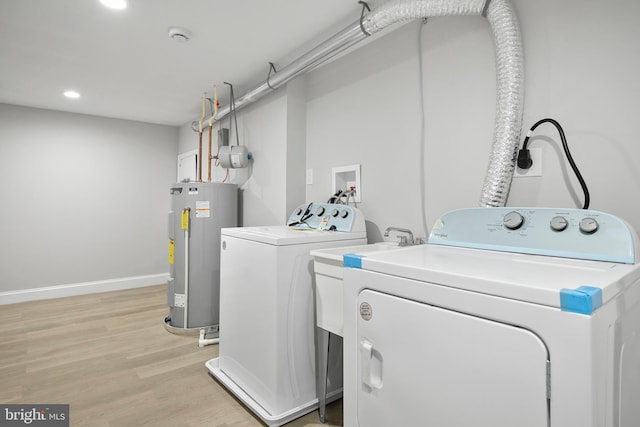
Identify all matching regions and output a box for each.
[383,227,414,246]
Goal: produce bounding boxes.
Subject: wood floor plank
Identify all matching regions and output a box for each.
[0,285,343,426]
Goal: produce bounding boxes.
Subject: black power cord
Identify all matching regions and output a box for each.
[288,202,313,227]
[224,82,241,146]
[517,118,590,209]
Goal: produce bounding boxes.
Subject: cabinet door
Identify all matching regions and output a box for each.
[356,289,549,427]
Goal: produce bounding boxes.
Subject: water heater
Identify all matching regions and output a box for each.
[166,182,237,330]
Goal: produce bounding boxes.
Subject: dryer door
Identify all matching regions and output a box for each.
[356,289,550,427]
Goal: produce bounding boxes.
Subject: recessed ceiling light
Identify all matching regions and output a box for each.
[100,0,127,10]
[64,90,81,99]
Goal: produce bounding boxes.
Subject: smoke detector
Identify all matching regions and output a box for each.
[169,27,191,43]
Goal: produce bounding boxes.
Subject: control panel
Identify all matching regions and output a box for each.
[287,203,364,233]
[429,207,637,264]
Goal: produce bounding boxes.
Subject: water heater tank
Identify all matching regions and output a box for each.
[166,181,237,330]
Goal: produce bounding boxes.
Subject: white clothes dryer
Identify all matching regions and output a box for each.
[342,207,640,427]
[206,202,367,426]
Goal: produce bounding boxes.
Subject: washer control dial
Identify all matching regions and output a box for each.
[550,216,568,232]
[331,209,339,217]
[340,210,349,219]
[503,211,524,230]
[315,206,325,216]
[579,217,599,234]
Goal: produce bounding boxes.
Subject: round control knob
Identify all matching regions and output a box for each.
[339,210,349,219]
[579,217,599,234]
[550,216,568,232]
[315,206,325,216]
[331,209,339,217]
[503,211,524,230]
[295,207,303,216]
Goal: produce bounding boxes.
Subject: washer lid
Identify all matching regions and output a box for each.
[351,244,640,313]
[222,225,367,246]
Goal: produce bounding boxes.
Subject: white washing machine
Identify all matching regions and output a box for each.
[342,207,640,427]
[206,202,367,426]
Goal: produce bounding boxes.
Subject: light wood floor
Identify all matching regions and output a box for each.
[0,285,343,426]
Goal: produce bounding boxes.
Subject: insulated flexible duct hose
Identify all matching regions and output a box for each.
[361,0,524,207]
[192,0,523,207]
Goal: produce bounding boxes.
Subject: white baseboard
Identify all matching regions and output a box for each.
[0,273,169,305]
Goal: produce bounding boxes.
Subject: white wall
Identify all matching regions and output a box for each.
[305,0,640,241]
[508,0,640,219]
[181,0,640,242]
[0,104,178,301]
[178,82,307,227]
[10,0,626,301]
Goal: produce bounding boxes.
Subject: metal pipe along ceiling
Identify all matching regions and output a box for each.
[192,0,524,208]
[190,18,367,131]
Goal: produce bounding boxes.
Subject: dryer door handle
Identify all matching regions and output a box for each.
[360,339,383,391]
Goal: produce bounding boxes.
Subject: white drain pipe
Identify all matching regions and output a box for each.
[199,329,220,347]
[192,0,524,207]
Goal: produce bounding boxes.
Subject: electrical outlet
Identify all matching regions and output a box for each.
[514,147,542,178]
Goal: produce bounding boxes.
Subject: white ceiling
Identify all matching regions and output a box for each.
[0,0,369,126]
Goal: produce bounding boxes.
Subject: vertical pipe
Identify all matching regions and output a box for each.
[197,134,203,181]
[182,207,190,329]
[198,94,206,182]
[207,125,213,182]
[207,87,217,182]
[183,226,189,328]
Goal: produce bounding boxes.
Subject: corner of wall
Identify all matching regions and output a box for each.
[286,76,308,216]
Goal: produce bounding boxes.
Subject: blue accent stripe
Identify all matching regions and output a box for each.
[343,253,364,269]
[560,286,603,315]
